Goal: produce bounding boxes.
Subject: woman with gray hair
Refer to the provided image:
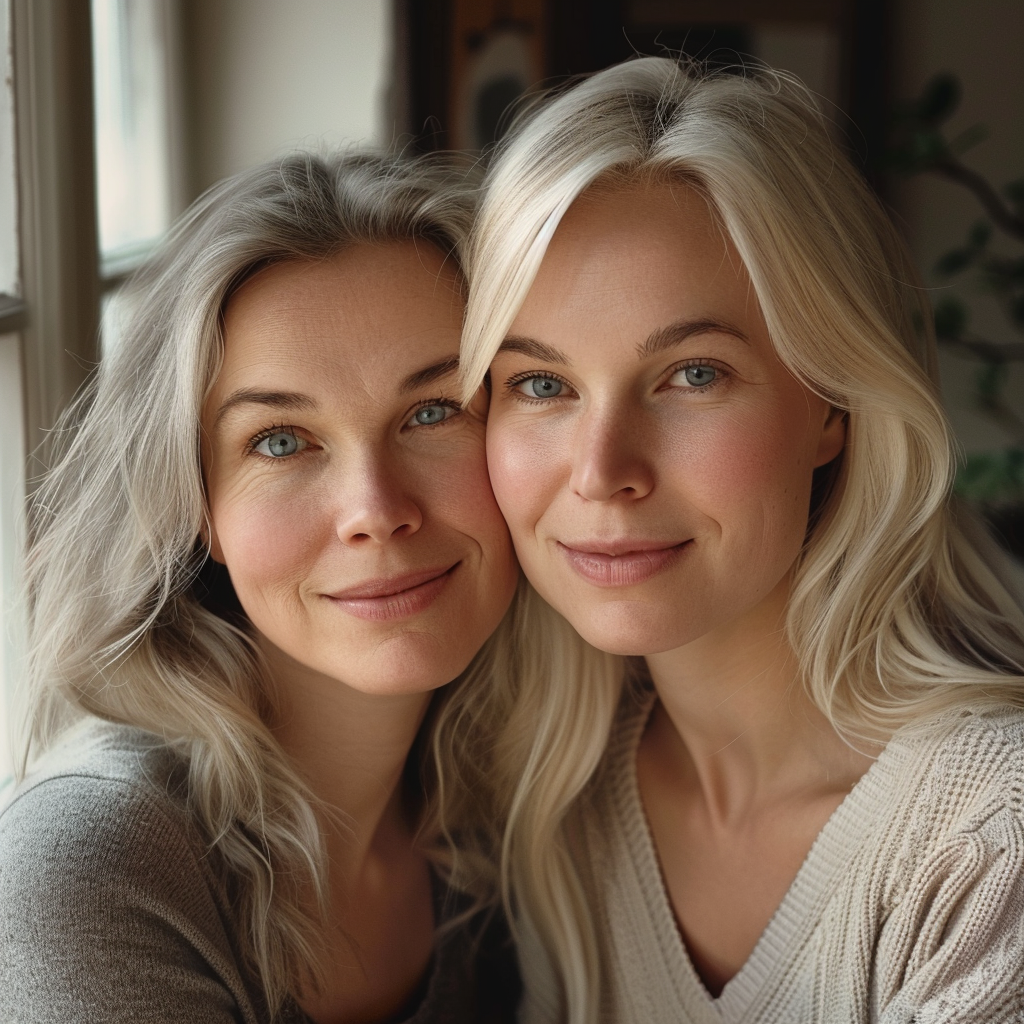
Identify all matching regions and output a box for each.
[0,152,523,1023]
[462,57,1024,1024]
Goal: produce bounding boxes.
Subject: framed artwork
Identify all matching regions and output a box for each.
[403,0,545,152]
[402,0,889,185]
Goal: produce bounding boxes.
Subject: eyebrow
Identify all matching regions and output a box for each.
[214,388,317,427]
[637,318,749,358]
[213,355,461,427]
[399,355,460,394]
[499,336,573,365]
[499,318,748,368]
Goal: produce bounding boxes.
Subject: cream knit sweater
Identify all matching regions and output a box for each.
[519,694,1024,1024]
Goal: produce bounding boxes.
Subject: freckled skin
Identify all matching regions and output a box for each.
[486,183,845,658]
[202,241,519,696]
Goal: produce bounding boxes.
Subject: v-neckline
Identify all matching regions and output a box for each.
[616,695,908,1022]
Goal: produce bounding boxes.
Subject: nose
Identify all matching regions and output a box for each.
[333,453,423,545]
[570,403,655,502]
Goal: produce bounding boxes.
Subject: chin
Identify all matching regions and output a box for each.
[343,673,458,697]
[563,600,705,658]
[335,635,480,696]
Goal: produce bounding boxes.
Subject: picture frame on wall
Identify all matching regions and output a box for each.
[401,0,889,186]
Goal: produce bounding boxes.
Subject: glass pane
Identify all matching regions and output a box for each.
[92,0,174,269]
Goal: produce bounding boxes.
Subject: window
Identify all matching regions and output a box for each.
[93,0,183,354]
[0,0,180,781]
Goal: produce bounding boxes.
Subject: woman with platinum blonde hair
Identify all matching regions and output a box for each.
[463,57,1024,1023]
[0,151,529,1023]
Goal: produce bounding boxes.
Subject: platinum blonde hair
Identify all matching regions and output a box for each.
[19,150,553,1012]
[461,57,1024,1022]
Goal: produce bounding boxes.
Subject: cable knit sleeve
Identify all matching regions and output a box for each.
[0,771,263,1024]
[875,746,1024,1023]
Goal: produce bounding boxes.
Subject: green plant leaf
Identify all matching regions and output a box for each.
[909,129,948,166]
[968,220,992,249]
[948,123,989,155]
[955,448,1024,502]
[916,73,962,123]
[933,297,967,338]
[935,248,975,276]
[1005,177,1024,213]
[975,361,1007,409]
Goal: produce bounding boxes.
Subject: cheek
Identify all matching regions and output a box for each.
[209,479,318,603]
[419,444,514,554]
[485,420,563,537]
[670,406,819,546]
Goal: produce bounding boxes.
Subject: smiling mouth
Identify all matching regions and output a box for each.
[325,563,459,621]
[557,541,690,587]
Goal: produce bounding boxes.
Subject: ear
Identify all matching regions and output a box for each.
[813,405,847,468]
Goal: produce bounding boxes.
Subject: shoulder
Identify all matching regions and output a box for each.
[854,706,1024,893]
[869,709,1024,1020]
[884,705,1024,824]
[0,722,260,1024]
[0,720,199,884]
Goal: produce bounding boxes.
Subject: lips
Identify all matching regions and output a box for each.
[557,540,689,587]
[325,563,459,621]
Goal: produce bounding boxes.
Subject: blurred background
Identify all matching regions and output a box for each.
[0,0,1022,774]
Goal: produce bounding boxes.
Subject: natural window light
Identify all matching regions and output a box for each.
[92,0,175,274]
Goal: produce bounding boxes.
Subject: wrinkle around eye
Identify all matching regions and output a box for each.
[406,401,461,428]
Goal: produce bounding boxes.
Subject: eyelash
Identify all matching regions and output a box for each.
[246,423,309,457]
[503,370,575,404]
[666,359,730,393]
[503,360,731,403]
[407,395,463,427]
[243,394,463,459]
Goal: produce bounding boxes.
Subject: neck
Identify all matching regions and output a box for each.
[643,576,875,822]
[259,637,433,876]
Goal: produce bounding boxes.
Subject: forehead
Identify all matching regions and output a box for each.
[546,179,735,275]
[514,180,757,338]
[215,241,464,394]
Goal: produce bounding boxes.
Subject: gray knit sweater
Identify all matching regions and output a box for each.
[0,722,518,1024]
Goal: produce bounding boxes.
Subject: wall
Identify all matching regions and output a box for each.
[891,0,1024,459]
[182,0,392,196]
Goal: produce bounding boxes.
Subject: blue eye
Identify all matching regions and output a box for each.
[672,365,718,388]
[255,431,306,457]
[517,376,564,399]
[409,403,457,427]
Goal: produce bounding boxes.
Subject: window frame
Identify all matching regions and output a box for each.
[1,1,101,779]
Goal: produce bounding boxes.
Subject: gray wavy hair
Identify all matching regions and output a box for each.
[19,150,503,1010]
